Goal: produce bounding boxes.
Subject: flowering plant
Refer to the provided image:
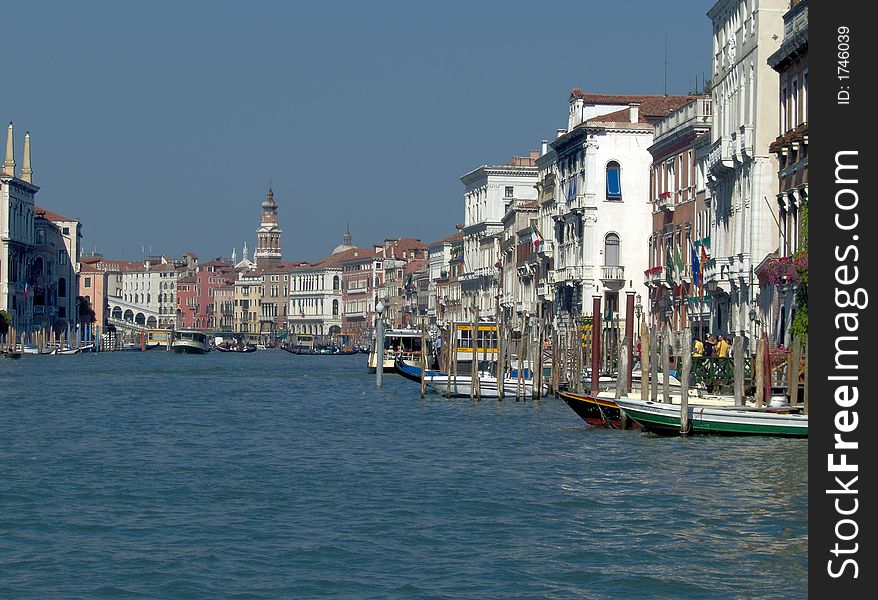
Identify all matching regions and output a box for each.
[764,253,808,285]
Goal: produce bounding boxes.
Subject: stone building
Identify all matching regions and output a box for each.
[254,185,283,267]
[1,123,38,330]
[545,90,695,333]
[645,97,713,333]
[176,258,235,330]
[31,207,78,332]
[459,153,539,319]
[703,0,785,344]
[340,247,381,345]
[761,0,808,345]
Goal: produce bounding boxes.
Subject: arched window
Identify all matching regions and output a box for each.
[604,233,620,266]
[333,275,340,291]
[332,299,339,316]
[606,161,622,199]
[58,277,67,298]
[34,256,44,276]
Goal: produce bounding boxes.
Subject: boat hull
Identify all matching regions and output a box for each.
[558,392,638,429]
[615,398,808,437]
[172,341,210,354]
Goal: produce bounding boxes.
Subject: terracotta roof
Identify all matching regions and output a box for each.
[177,276,197,284]
[429,232,464,247]
[338,247,381,264]
[311,247,369,267]
[80,263,102,273]
[569,91,699,126]
[404,258,429,274]
[35,206,79,223]
[389,237,427,251]
[198,258,232,268]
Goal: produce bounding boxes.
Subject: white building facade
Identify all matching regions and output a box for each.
[459,153,538,318]
[704,0,785,342]
[547,91,694,327]
[288,263,344,338]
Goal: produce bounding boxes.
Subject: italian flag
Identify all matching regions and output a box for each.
[530,226,543,251]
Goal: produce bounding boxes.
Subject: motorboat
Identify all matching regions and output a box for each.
[171,330,211,354]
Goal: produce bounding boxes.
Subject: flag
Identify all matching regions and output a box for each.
[690,237,701,290]
[699,244,709,298]
[24,281,29,300]
[665,243,674,287]
[674,241,684,284]
[530,226,543,251]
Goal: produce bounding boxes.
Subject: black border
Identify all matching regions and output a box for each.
[810,2,874,595]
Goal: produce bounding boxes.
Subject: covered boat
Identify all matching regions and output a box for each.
[614,398,807,437]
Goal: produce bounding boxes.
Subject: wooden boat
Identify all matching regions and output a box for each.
[215,344,257,353]
[171,330,211,354]
[394,358,442,383]
[282,344,355,355]
[559,391,639,429]
[3,350,23,359]
[51,346,82,355]
[614,397,808,437]
[395,359,545,398]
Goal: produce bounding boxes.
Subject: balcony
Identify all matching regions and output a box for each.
[653,97,712,142]
[739,125,754,160]
[644,266,664,287]
[707,136,734,174]
[600,265,625,283]
[536,239,555,258]
[656,192,674,212]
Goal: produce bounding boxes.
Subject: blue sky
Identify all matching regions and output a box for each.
[6,1,712,262]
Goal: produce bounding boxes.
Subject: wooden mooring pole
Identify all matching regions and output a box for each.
[661,326,671,404]
[755,335,765,408]
[640,322,651,402]
[733,336,744,406]
[420,324,427,399]
[789,336,801,408]
[590,295,602,396]
[680,329,691,435]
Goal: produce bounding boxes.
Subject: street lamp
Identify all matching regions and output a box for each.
[634,293,643,332]
[375,300,385,388]
[748,302,758,354]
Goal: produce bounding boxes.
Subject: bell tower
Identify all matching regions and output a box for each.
[255,184,282,266]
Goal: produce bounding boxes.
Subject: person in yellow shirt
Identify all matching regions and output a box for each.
[716,334,730,358]
[693,338,704,357]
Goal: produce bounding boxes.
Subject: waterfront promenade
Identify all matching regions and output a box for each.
[1,351,807,598]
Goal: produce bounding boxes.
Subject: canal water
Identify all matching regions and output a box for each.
[1,351,807,599]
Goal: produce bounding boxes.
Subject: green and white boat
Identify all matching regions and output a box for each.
[614,398,808,438]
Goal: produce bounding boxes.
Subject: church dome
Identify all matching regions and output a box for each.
[261,185,277,210]
[332,224,354,255]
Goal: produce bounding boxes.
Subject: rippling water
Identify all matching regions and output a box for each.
[1,350,807,598]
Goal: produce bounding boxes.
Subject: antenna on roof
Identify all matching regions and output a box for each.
[664,33,669,96]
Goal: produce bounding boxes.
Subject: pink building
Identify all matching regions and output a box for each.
[176,259,235,330]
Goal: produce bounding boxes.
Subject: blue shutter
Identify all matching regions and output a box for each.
[606,167,622,198]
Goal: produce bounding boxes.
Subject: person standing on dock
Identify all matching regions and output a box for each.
[715,334,730,358]
[705,335,717,357]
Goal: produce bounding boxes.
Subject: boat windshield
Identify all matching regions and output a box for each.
[383,336,422,352]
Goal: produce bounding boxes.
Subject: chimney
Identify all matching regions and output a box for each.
[540,139,548,156]
[556,128,567,139]
[628,102,641,123]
